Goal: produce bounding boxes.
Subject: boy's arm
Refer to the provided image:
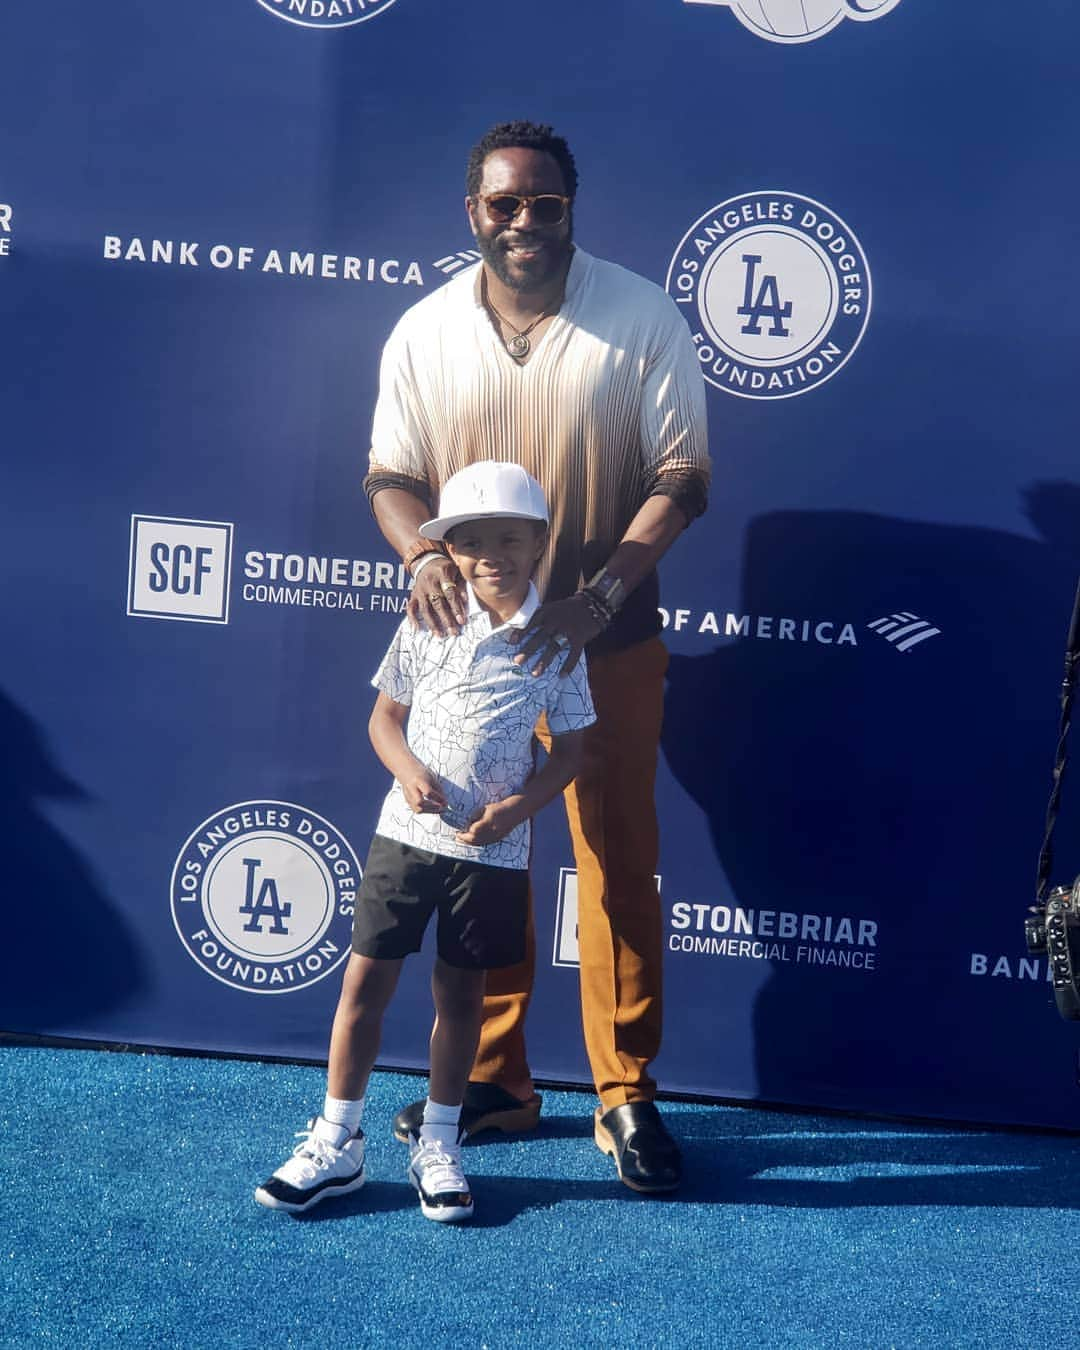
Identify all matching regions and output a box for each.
[455,729,585,847]
[368,691,447,815]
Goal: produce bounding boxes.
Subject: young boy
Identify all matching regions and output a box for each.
[254,461,595,1223]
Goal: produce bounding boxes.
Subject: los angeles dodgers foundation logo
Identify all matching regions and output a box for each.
[171,801,360,994]
[255,0,398,29]
[684,0,902,44]
[667,191,871,400]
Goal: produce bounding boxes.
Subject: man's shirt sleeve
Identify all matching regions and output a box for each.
[639,299,711,522]
[545,654,597,735]
[368,320,431,486]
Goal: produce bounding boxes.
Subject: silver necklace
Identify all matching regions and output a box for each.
[482,276,557,359]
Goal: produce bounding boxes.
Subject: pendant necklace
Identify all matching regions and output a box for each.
[482,274,559,360]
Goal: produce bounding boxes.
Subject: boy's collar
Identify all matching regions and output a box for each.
[465,580,540,632]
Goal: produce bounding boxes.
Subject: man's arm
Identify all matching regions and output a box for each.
[369,486,466,635]
[512,492,692,675]
[454,729,586,847]
[592,491,691,601]
[364,316,465,636]
[516,299,709,674]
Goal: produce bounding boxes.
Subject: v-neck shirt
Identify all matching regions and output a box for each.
[369,247,710,651]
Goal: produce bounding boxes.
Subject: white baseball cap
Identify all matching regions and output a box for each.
[419,461,549,540]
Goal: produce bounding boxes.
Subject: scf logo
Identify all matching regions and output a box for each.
[128,515,234,623]
[552,869,661,969]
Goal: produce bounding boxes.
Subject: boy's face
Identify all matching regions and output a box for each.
[444,516,547,615]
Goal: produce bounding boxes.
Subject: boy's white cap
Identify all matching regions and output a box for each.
[419,461,549,540]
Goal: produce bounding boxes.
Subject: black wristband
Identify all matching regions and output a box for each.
[579,586,614,629]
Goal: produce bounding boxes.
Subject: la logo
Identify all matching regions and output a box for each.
[239,856,293,935]
[737,254,792,337]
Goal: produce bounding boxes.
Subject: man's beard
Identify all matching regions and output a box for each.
[476,223,573,294]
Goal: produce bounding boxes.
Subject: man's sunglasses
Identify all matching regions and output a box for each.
[477,193,570,226]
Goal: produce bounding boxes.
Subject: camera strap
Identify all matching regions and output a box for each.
[1035,575,1080,903]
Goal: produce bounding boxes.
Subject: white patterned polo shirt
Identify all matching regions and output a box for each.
[371,582,596,869]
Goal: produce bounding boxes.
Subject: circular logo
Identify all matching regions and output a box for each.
[171,801,360,994]
[666,191,871,400]
[255,0,398,30]
[719,1,901,45]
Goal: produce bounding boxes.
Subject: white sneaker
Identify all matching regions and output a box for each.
[407,1132,474,1223]
[254,1118,366,1213]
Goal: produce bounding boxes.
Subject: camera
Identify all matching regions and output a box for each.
[1026,878,1080,1020]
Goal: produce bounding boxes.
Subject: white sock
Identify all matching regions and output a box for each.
[419,1097,461,1146]
[315,1094,364,1147]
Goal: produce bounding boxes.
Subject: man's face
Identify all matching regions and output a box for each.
[467,148,573,294]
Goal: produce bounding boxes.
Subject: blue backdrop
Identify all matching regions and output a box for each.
[5,0,1080,1130]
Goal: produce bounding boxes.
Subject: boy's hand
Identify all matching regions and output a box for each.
[455,800,523,847]
[402,772,447,814]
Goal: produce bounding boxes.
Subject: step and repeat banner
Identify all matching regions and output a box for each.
[5,1,1080,1129]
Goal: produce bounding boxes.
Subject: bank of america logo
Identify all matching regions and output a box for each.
[867,612,941,653]
[432,249,481,278]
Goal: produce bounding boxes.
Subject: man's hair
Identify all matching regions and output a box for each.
[466,121,579,200]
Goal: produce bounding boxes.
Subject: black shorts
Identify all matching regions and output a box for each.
[351,834,528,970]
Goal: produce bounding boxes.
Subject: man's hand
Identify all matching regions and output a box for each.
[400,771,448,815]
[455,799,523,847]
[510,593,605,676]
[408,556,466,637]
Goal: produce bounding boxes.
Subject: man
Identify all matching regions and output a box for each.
[363,121,710,1193]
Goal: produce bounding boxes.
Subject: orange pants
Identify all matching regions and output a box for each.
[471,637,668,1110]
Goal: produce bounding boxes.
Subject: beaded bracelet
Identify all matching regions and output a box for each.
[402,538,446,575]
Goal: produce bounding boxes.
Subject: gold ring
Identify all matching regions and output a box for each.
[431,594,445,604]
[441,582,456,592]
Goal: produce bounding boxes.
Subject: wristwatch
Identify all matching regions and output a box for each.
[585,567,625,614]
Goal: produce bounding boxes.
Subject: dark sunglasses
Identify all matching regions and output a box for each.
[478,193,570,226]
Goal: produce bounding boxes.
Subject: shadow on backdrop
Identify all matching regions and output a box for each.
[2,688,145,1030]
[662,484,1080,1122]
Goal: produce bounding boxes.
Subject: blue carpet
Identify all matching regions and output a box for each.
[1,1045,1077,1348]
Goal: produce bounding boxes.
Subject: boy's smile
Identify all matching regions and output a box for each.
[444,516,547,624]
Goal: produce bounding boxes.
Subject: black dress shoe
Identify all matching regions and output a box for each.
[391,1082,542,1143]
[594,1101,682,1194]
